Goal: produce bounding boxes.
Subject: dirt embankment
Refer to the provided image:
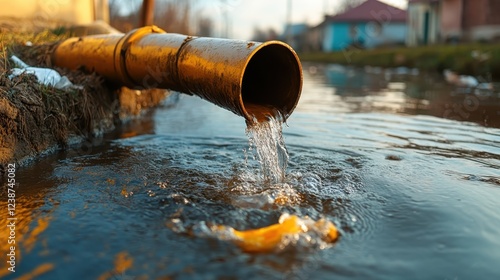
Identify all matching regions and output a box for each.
[0,36,168,174]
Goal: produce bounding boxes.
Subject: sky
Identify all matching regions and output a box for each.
[199,0,408,40]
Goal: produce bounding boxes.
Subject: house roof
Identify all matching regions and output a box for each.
[409,0,440,3]
[327,0,407,23]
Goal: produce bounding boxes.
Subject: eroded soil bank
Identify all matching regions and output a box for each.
[0,33,168,174]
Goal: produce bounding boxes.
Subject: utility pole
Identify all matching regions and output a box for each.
[220,0,230,38]
[140,0,155,27]
[286,0,292,45]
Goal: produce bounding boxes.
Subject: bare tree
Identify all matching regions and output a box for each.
[196,16,213,37]
[251,27,278,42]
[109,0,142,31]
[109,0,203,35]
[109,0,142,19]
[336,0,366,13]
[251,27,266,42]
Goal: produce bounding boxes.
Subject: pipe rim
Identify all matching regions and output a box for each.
[240,40,303,122]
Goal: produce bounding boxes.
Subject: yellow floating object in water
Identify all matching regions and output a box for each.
[216,214,339,253]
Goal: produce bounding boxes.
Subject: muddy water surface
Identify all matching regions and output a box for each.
[2,63,500,279]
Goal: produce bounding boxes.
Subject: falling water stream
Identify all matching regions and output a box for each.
[246,111,288,184]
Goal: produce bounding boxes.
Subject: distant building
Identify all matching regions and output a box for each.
[407,0,440,45]
[319,0,407,52]
[305,23,325,52]
[281,23,308,52]
[407,0,500,46]
[0,0,109,31]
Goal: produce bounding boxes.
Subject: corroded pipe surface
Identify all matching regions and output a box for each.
[51,26,303,122]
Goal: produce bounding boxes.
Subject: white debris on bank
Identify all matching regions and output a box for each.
[8,55,82,90]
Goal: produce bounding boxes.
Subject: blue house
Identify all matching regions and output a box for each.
[321,0,407,51]
[281,23,308,52]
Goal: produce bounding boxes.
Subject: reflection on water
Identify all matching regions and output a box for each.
[1,63,500,279]
[302,63,500,127]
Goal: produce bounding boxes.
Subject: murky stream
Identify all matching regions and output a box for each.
[2,63,500,279]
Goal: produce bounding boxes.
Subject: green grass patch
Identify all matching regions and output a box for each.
[300,44,500,80]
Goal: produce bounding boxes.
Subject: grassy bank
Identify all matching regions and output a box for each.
[300,44,500,80]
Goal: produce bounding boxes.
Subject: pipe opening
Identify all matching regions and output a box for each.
[242,43,302,121]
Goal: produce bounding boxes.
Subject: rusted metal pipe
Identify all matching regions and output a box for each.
[51,26,303,123]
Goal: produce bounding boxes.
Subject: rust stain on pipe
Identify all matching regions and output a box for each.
[51,26,303,122]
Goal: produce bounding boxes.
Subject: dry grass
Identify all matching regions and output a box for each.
[0,28,169,171]
[0,31,117,168]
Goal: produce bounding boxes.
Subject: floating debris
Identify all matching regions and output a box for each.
[9,55,81,90]
[210,213,339,253]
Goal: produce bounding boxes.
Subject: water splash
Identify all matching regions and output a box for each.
[245,111,289,184]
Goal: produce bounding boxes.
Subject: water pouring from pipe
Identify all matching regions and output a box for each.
[51,27,322,252]
[51,25,303,125]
